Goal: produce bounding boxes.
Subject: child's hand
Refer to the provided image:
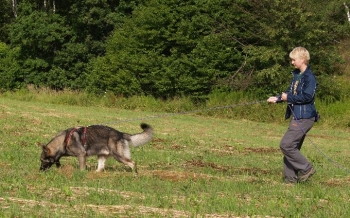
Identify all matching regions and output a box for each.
[267,96,278,103]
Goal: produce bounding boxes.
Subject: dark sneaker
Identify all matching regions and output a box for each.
[299,167,316,182]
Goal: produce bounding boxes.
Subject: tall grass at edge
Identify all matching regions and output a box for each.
[1,87,350,129]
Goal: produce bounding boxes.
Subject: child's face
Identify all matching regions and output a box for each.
[291,57,306,70]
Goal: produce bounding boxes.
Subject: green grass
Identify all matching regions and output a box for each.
[1,97,350,217]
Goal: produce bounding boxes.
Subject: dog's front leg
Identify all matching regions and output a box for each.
[55,161,61,168]
[77,155,86,170]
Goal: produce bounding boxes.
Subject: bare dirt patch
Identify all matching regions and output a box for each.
[184,159,272,176]
[324,176,350,187]
[185,159,229,172]
[150,137,188,151]
[243,147,280,154]
[151,170,210,182]
[210,146,279,156]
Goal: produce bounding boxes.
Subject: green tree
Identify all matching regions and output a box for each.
[2,0,349,99]
[0,42,21,91]
[239,0,350,98]
[88,0,349,98]
[87,0,248,98]
[0,0,16,42]
[9,7,73,89]
[5,0,139,90]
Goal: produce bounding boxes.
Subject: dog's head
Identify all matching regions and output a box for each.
[40,146,60,171]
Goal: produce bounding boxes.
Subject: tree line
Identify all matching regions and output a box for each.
[0,0,349,100]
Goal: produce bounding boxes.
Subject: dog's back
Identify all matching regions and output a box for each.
[78,124,152,148]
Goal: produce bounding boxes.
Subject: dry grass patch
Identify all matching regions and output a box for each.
[0,197,281,218]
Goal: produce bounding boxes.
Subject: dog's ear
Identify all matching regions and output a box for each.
[42,146,52,155]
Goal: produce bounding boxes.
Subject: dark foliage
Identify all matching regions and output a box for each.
[0,0,349,99]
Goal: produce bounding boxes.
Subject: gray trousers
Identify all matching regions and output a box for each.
[280,118,315,179]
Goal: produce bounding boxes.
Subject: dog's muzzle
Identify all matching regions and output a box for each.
[40,158,58,171]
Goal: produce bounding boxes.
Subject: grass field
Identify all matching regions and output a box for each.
[1,97,350,217]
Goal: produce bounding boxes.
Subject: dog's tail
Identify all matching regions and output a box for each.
[129,123,153,147]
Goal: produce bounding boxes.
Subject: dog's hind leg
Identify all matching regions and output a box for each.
[110,140,136,172]
[119,158,136,173]
[96,155,107,172]
[112,153,136,172]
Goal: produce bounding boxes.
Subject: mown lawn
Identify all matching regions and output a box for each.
[0,97,350,217]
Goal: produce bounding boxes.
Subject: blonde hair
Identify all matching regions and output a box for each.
[289,47,310,64]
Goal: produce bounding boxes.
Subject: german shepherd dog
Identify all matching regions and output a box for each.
[40,123,152,172]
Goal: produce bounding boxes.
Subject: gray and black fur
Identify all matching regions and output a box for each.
[40,123,153,172]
